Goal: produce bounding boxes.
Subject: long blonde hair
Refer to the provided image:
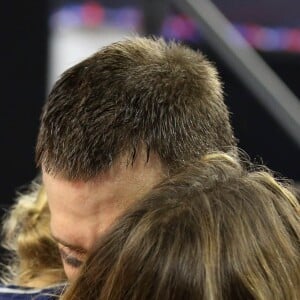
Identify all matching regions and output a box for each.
[63,153,300,300]
[1,179,66,287]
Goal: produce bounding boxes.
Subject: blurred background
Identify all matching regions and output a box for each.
[1,0,300,215]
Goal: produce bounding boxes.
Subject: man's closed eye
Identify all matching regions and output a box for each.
[59,248,83,268]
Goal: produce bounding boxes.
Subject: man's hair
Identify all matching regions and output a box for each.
[62,153,300,300]
[0,181,66,287]
[36,37,236,180]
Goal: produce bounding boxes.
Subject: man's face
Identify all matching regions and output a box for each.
[43,153,164,281]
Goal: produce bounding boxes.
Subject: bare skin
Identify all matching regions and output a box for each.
[43,152,165,281]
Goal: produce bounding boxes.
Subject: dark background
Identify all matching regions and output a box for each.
[1,0,299,217]
[0,2,48,210]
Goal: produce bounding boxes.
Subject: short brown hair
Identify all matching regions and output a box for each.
[36,37,236,180]
[62,153,300,300]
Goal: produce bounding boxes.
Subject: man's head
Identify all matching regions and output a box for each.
[36,37,236,280]
[36,37,236,179]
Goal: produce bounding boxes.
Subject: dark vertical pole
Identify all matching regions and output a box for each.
[141,0,170,36]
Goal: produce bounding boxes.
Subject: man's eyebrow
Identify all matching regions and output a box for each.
[51,234,87,254]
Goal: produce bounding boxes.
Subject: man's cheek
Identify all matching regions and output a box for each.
[62,261,81,282]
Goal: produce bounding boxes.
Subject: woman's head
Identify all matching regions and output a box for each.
[1,179,66,287]
[63,153,300,300]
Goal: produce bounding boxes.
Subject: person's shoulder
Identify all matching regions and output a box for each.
[0,284,65,299]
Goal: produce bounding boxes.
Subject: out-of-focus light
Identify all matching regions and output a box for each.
[50,5,82,28]
[49,4,300,53]
[82,2,105,28]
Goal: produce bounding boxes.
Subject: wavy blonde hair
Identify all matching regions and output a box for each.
[63,153,300,300]
[1,179,66,288]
